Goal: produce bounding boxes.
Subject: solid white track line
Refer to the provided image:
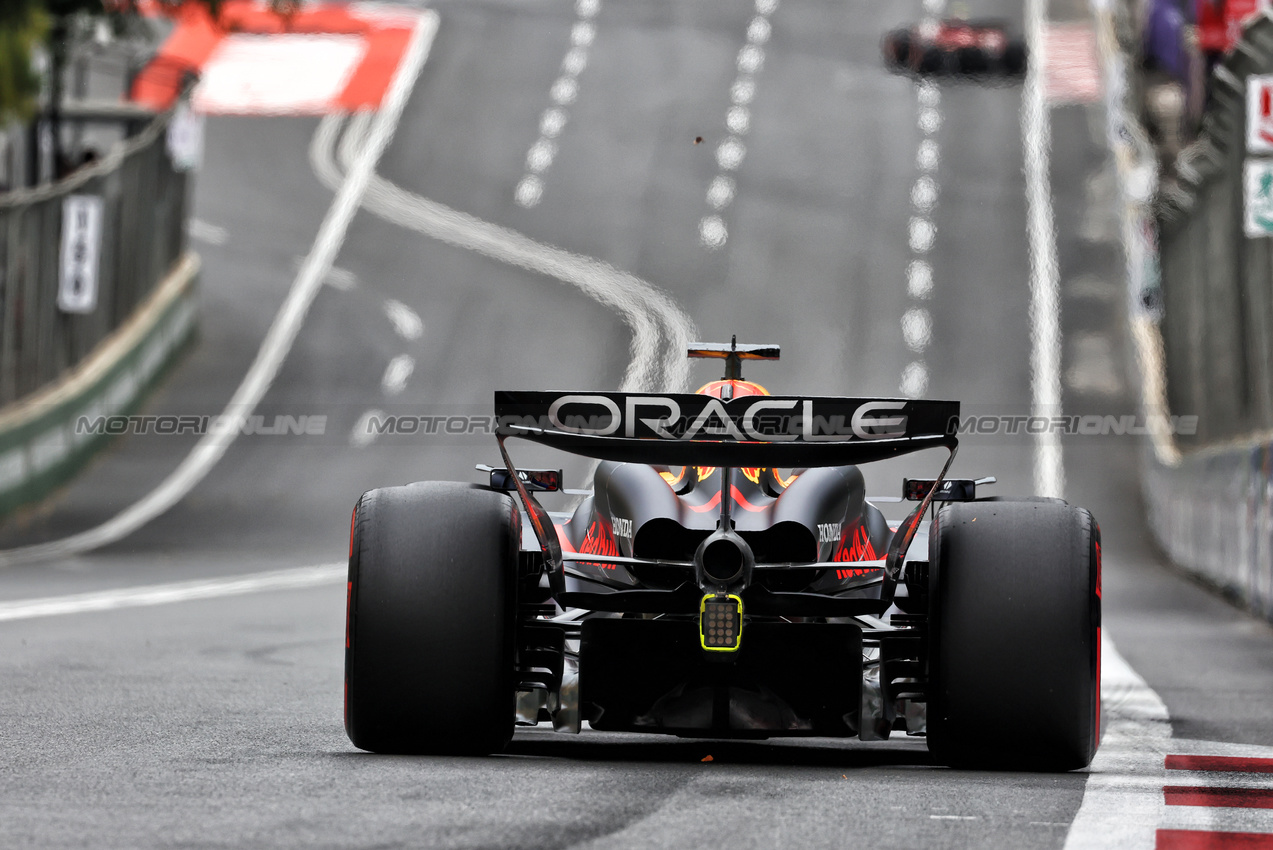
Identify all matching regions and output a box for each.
[0,563,344,622]
[1063,633,1171,849]
[1023,0,1067,499]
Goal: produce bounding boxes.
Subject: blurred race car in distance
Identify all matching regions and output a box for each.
[883,19,1027,76]
[343,339,1100,771]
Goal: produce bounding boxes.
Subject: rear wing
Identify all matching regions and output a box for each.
[493,391,959,467]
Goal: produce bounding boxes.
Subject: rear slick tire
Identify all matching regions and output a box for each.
[927,500,1101,771]
[344,482,520,755]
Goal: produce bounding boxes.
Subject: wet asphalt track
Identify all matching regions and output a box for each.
[2,0,1273,847]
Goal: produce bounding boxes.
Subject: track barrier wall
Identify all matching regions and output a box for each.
[1097,2,1273,619]
[0,102,199,516]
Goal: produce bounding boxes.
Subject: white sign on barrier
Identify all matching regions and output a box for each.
[1245,159,1273,237]
[58,194,103,313]
[166,101,203,172]
[1248,75,1273,153]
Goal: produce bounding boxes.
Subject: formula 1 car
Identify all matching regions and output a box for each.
[883,19,1027,76]
[344,340,1100,770]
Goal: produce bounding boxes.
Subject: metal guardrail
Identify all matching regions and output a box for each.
[1155,13,1273,447]
[0,103,188,406]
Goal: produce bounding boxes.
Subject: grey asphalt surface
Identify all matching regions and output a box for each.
[2,0,1273,847]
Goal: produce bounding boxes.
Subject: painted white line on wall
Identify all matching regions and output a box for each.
[1062,632,1170,849]
[1022,0,1066,499]
[515,0,601,208]
[0,12,440,568]
[0,563,345,623]
[322,114,697,395]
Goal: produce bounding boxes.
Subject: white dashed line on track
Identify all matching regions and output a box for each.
[380,354,415,395]
[911,175,938,213]
[515,0,601,208]
[383,299,423,340]
[901,308,932,352]
[908,216,936,253]
[900,71,941,398]
[900,361,929,398]
[324,265,358,290]
[698,0,778,250]
[907,259,933,299]
[350,409,387,448]
[292,255,359,290]
[917,138,940,171]
[187,218,228,245]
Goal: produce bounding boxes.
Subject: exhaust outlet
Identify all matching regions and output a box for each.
[694,527,755,591]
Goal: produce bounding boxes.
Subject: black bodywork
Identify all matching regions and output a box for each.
[559,463,891,736]
[493,349,963,740]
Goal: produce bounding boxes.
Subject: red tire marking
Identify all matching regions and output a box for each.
[1164,786,1273,809]
[1157,830,1273,849]
[1167,755,1273,774]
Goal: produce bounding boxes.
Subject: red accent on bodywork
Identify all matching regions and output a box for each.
[580,518,620,559]
[833,523,878,563]
[695,380,770,398]
[554,524,578,554]
[557,517,619,568]
[686,485,769,514]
